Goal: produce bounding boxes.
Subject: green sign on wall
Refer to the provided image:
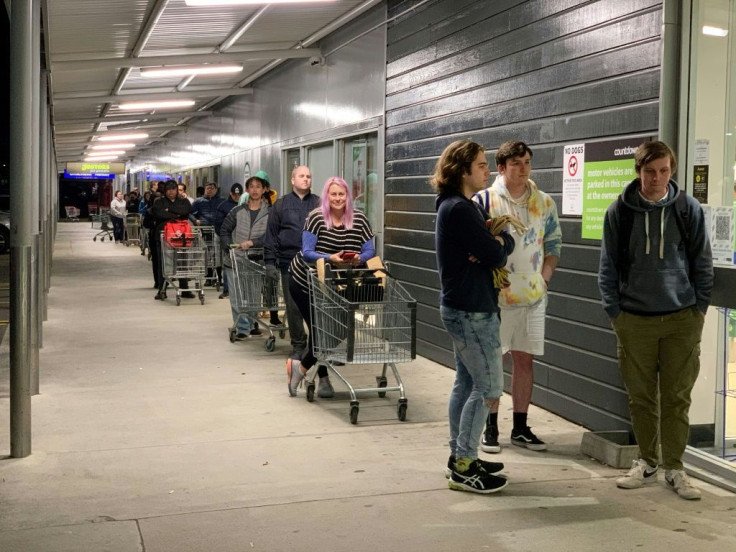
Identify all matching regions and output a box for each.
[581,139,642,240]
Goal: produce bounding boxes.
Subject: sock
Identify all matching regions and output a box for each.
[513,412,528,432]
[455,457,472,472]
[486,412,498,436]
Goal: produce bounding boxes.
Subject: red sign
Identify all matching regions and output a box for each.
[568,155,578,177]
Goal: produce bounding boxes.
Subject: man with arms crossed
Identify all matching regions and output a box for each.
[599,141,712,500]
[434,140,515,494]
[264,166,320,362]
[474,141,562,453]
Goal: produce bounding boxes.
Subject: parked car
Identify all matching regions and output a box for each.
[0,211,9,254]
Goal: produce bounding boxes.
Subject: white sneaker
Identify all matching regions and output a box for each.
[616,458,658,489]
[665,469,701,500]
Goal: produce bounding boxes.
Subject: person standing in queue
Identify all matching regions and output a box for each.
[217,183,244,299]
[151,180,193,300]
[110,190,126,244]
[598,141,712,500]
[264,166,320,360]
[433,140,515,494]
[473,141,562,454]
[286,177,375,399]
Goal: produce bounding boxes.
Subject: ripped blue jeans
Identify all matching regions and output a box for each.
[440,306,504,460]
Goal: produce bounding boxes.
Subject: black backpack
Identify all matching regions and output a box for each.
[615,192,692,284]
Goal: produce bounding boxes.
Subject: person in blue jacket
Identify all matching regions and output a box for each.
[433,140,514,495]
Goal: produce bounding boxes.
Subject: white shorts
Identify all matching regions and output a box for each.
[499,295,547,356]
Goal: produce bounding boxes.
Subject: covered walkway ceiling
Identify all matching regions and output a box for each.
[26,0,381,167]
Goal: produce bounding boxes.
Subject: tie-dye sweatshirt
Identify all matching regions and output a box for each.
[473,175,562,307]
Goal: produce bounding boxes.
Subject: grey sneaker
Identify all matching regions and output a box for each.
[317,376,335,398]
[286,358,304,397]
[616,458,658,489]
[665,469,701,500]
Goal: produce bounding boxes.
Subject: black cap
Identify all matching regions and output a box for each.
[230,183,243,194]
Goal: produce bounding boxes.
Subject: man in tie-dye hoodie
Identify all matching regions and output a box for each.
[473,141,562,454]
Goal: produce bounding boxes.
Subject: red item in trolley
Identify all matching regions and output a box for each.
[164,220,194,247]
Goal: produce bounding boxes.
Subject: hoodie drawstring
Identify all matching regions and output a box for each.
[643,209,666,259]
[659,209,665,259]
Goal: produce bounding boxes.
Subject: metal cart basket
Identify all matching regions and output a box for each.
[197,225,222,290]
[92,214,113,242]
[159,229,206,306]
[124,213,142,248]
[307,264,417,424]
[229,248,287,351]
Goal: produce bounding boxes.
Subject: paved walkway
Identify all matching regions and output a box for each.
[0,223,734,551]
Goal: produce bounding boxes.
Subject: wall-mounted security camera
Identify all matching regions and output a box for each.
[308,56,326,67]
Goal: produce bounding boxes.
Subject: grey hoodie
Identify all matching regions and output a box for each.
[598,179,713,319]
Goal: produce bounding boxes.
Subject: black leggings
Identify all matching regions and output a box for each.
[288,275,328,378]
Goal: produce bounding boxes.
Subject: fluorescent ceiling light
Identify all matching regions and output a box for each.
[118,100,196,111]
[88,150,126,156]
[97,133,149,142]
[91,143,136,150]
[702,25,728,37]
[186,0,336,4]
[85,155,120,161]
[140,64,243,78]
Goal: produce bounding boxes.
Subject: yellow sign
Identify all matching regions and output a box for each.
[66,162,125,175]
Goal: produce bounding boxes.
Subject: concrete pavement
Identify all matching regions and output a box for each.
[0,223,734,551]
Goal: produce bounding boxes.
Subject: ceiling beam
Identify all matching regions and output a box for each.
[51,49,321,72]
[53,87,253,106]
[54,110,212,125]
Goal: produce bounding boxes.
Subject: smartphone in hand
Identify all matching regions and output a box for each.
[342,252,357,260]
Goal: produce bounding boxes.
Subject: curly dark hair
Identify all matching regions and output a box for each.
[430,140,485,194]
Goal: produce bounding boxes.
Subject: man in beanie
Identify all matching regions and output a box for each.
[216,183,244,298]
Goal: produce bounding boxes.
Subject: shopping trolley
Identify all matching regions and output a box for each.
[64,206,80,222]
[228,248,287,352]
[124,213,142,247]
[307,263,417,424]
[92,214,114,242]
[197,225,222,290]
[159,227,206,306]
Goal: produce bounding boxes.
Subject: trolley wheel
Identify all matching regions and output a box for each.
[397,399,408,422]
[229,328,237,343]
[125,242,130,247]
[176,296,181,306]
[161,291,167,300]
[376,376,388,398]
[199,293,205,305]
[93,237,97,242]
[265,337,276,352]
[306,381,315,403]
[279,330,286,339]
[350,401,360,425]
[216,282,221,291]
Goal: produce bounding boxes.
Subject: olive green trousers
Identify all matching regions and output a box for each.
[612,307,705,470]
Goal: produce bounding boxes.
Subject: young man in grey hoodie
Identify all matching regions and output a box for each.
[598,141,713,500]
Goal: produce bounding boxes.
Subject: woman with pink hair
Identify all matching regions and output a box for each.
[286,176,375,399]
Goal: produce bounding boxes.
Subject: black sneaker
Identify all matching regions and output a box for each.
[448,459,508,494]
[269,318,284,327]
[250,328,263,336]
[218,292,229,299]
[445,455,504,478]
[510,426,547,451]
[181,291,195,299]
[481,430,502,454]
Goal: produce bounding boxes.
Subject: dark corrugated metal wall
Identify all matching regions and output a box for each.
[384,0,662,430]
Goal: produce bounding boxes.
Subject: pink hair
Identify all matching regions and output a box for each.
[320,177,354,230]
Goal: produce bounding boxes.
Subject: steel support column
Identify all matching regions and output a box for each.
[9,0,34,457]
[659,0,682,147]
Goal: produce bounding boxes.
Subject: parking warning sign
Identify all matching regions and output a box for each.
[562,144,585,215]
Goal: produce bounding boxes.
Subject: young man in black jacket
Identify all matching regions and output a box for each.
[433,140,514,494]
